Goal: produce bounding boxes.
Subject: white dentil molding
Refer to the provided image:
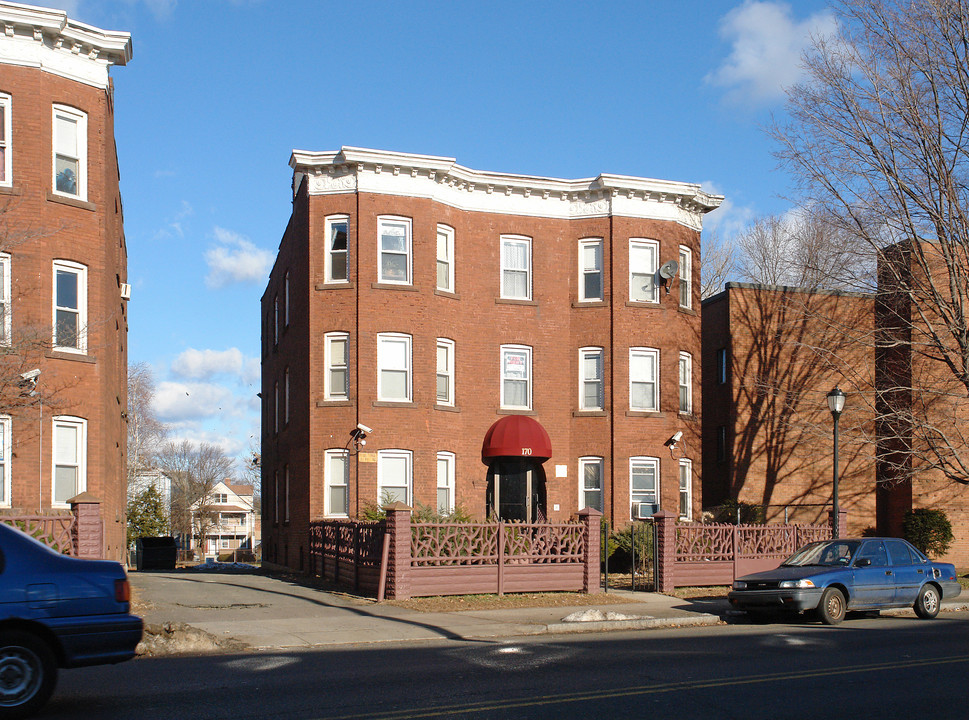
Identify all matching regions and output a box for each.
[291,146,724,230]
[0,1,131,90]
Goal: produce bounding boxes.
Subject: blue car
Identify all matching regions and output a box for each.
[728,537,962,625]
[0,523,143,718]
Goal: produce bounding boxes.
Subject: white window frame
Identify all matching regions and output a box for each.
[52,260,87,353]
[377,449,412,505]
[284,464,290,523]
[324,332,349,400]
[436,224,455,292]
[717,347,728,385]
[436,338,455,406]
[500,344,532,410]
[0,254,10,347]
[324,214,350,283]
[52,105,87,200]
[377,332,412,402]
[500,235,532,300]
[284,271,290,327]
[629,238,659,303]
[436,451,455,515]
[679,352,692,414]
[0,415,10,508]
[284,367,290,425]
[679,458,693,520]
[578,238,603,302]
[579,347,604,411]
[0,94,10,187]
[274,381,279,434]
[579,456,604,512]
[679,245,692,309]
[324,449,349,517]
[377,216,412,285]
[52,415,86,507]
[629,347,659,412]
[630,456,659,520]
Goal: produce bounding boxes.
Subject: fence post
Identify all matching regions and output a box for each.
[383,502,412,600]
[828,509,848,538]
[578,508,602,593]
[652,511,676,593]
[69,492,103,559]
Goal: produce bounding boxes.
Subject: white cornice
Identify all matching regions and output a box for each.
[290,147,723,230]
[0,1,131,89]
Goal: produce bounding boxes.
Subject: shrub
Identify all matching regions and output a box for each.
[607,524,653,573]
[708,499,766,525]
[903,508,954,557]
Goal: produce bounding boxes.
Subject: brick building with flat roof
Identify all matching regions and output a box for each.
[262,147,721,572]
[0,2,131,560]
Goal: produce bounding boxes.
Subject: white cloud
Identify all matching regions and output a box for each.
[153,381,237,421]
[242,357,261,386]
[701,181,756,240]
[707,1,837,106]
[204,227,274,288]
[171,347,245,379]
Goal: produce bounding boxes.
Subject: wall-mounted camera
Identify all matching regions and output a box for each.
[664,431,683,450]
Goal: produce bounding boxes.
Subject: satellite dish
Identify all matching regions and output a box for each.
[659,260,680,280]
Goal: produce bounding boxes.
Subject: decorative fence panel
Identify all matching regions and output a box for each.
[0,515,77,555]
[308,520,386,594]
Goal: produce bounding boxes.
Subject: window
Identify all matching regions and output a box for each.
[53,260,87,352]
[325,449,349,516]
[500,235,531,300]
[437,452,455,514]
[273,469,279,524]
[679,245,692,308]
[679,352,692,414]
[52,416,86,506]
[630,456,659,519]
[284,272,290,327]
[500,345,532,410]
[273,294,279,346]
[629,239,659,303]
[0,415,10,507]
[324,332,349,400]
[214,493,228,504]
[0,94,10,185]
[325,215,349,282]
[436,338,455,406]
[0,254,9,346]
[579,238,603,302]
[679,459,693,520]
[437,224,454,292]
[378,216,412,284]
[52,105,87,199]
[579,347,604,411]
[274,381,279,434]
[284,465,290,523]
[377,333,412,402]
[284,367,290,425]
[579,457,603,511]
[717,347,728,385]
[629,348,659,411]
[377,449,412,505]
[717,425,727,463]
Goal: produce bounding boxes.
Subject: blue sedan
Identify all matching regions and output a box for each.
[0,523,143,718]
[727,537,962,625]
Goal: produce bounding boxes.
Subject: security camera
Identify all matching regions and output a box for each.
[664,431,683,448]
[20,369,41,383]
[356,423,373,435]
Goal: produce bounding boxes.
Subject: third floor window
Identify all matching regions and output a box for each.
[378,216,412,284]
[325,215,349,282]
[500,235,531,300]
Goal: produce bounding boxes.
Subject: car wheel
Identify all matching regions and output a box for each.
[0,631,58,719]
[818,587,846,625]
[914,584,941,619]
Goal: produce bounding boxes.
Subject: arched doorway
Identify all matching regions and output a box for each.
[481,416,552,522]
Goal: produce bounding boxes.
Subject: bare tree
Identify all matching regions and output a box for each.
[699,229,737,300]
[126,362,168,490]
[773,0,969,484]
[159,440,233,560]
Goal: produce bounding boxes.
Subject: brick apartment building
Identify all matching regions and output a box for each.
[0,3,131,560]
[262,146,721,571]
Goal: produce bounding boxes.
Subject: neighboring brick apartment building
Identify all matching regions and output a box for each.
[0,3,131,560]
[262,146,721,571]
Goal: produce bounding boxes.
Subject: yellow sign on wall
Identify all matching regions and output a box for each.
[358,452,378,463]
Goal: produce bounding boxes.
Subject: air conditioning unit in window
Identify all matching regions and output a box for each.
[634,502,658,520]
[120,283,131,300]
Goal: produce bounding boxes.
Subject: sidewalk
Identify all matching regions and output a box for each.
[129,569,725,653]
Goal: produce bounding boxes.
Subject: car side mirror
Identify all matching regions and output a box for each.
[855,558,871,567]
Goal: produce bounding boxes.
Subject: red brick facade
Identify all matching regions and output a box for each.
[0,5,131,561]
[262,147,721,571]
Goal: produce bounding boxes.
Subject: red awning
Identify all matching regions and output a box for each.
[481,415,552,463]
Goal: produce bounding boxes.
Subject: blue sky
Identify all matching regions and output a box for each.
[41,0,834,470]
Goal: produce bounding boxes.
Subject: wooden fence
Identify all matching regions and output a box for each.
[308,504,601,600]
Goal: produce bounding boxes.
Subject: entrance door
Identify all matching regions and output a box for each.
[486,459,547,522]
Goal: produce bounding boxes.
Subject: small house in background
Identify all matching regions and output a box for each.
[191,481,259,561]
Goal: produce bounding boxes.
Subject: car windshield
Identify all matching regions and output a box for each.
[782,540,861,567]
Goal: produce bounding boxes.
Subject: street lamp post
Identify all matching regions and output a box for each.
[827,387,847,538]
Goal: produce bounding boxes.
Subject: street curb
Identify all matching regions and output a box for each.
[543,613,723,635]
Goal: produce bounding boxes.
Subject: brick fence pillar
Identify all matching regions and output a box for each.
[578,507,602,593]
[653,511,676,593]
[69,492,103,559]
[383,502,412,600]
[828,509,848,538]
